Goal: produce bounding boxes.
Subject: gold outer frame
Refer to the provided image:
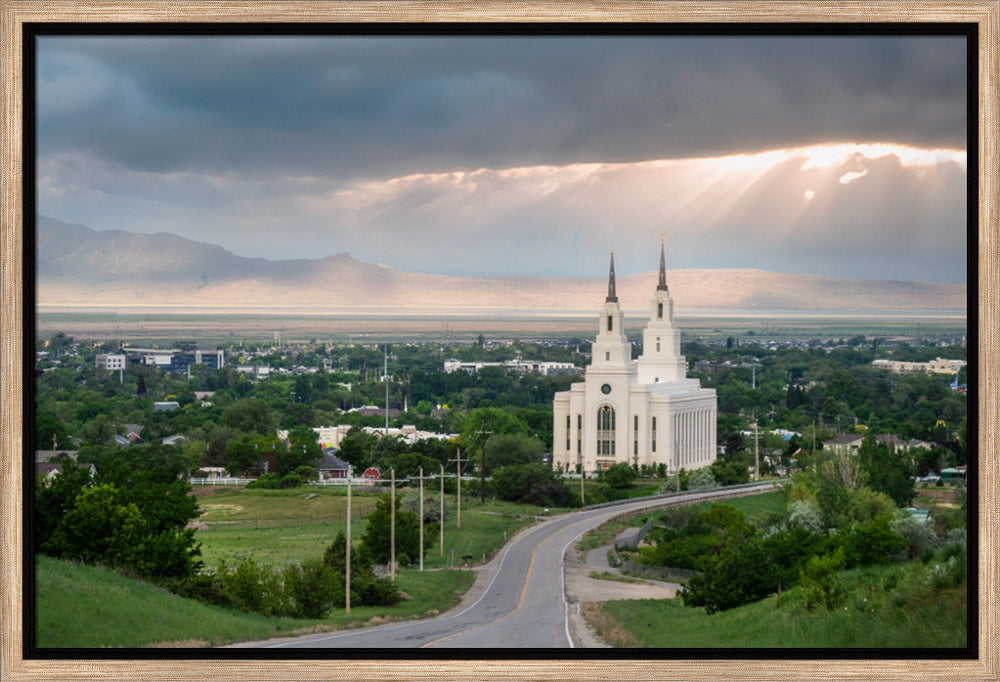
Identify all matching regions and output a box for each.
[1,2,996,679]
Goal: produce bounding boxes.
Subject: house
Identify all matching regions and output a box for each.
[822,433,908,456]
[161,434,187,446]
[317,451,350,480]
[113,434,132,447]
[939,467,966,482]
[124,424,144,443]
[154,401,180,412]
[36,460,97,481]
[34,449,78,463]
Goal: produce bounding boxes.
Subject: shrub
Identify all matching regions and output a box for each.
[787,499,824,533]
[603,462,637,489]
[799,548,846,611]
[246,473,284,489]
[681,537,778,613]
[840,513,907,568]
[688,467,719,490]
[283,558,339,619]
[890,509,941,560]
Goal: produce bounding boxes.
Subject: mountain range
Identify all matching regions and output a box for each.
[35,217,966,313]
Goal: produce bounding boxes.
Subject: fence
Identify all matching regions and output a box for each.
[189,477,254,486]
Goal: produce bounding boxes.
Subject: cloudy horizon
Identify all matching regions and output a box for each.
[36,34,968,284]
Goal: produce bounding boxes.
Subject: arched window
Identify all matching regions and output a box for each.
[658,302,663,319]
[607,315,613,332]
[597,405,616,456]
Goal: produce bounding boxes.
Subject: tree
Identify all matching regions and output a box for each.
[361,493,431,566]
[490,463,578,507]
[603,462,637,489]
[482,432,545,475]
[857,432,915,507]
[220,398,277,436]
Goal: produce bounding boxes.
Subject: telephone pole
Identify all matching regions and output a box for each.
[418,466,424,571]
[449,449,466,528]
[384,344,390,436]
[753,418,760,482]
[479,423,493,504]
[439,464,445,555]
[345,466,352,615]
[390,467,396,582]
[412,466,435,571]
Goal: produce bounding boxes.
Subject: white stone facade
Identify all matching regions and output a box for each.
[552,245,717,474]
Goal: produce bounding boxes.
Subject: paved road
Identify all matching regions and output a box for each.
[261,483,775,649]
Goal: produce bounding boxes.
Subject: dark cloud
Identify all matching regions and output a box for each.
[38,36,966,179]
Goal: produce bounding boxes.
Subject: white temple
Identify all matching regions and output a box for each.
[552,238,717,474]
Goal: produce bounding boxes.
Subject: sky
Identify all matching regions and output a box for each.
[36,34,969,283]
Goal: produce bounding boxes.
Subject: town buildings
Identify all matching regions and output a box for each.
[871,357,966,375]
[552,239,717,474]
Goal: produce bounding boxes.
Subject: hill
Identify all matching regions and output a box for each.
[36,217,966,313]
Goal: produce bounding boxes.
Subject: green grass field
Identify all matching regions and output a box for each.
[194,486,543,571]
[589,562,967,648]
[36,554,475,648]
[37,484,538,647]
[682,489,787,518]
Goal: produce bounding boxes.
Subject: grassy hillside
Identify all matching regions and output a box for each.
[36,554,475,648]
[587,561,967,648]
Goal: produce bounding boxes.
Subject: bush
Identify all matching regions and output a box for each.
[283,558,340,619]
[215,557,288,616]
[890,509,941,560]
[246,473,283,489]
[787,499,825,533]
[490,463,578,507]
[681,537,778,613]
[688,467,719,490]
[799,548,846,611]
[603,462,637,489]
[840,513,907,568]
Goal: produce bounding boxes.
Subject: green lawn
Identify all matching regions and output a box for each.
[589,563,967,648]
[36,554,475,648]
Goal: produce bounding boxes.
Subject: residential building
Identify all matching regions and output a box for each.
[871,357,966,375]
[96,353,127,372]
[822,433,909,455]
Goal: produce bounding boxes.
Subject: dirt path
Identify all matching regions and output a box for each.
[562,542,679,648]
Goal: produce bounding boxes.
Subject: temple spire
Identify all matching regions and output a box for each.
[606,251,618,302]
[657,232,668,291]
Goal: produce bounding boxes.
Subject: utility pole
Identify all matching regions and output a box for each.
[479,423,493,504]
[411,466,434,571]
[390,467,396,582]
[439,464,445,556]
[753,418,760,482]
[384,344,389,436]
[346,466,352,615]
[449,449,465,528]
[418,466,424,571]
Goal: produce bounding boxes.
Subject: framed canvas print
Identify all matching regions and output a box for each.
[2,1,997,680]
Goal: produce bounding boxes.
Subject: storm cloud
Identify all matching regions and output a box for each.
[36,34,968,283]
